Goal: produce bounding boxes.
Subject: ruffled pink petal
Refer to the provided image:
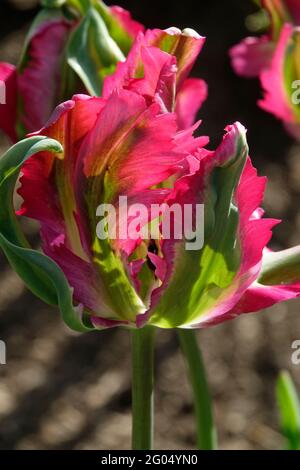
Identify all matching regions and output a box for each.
[103,35,177,112]
[259,23,295,123]
[0,62,17,141]
[17,101,76,229]
[20,95,105,226]
[174,121,209,154]
[230,36,274,77]
[145,27,206,86]
[235,158,279,274]
[131,46,177,113]
[18,95,107,307]
[31,94,105,142]
[18,18,71,133]
[82,89,187,193]
[103,28,206,119]
[17,150,64,233]
[175,78,208,129]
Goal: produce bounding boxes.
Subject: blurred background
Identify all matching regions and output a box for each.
[0,0,299,450]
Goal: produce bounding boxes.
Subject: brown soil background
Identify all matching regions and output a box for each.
[0,0,300,450]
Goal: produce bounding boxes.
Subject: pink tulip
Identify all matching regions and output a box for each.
[14,31,300,329]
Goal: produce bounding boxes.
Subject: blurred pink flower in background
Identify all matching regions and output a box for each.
[230,0,300,140]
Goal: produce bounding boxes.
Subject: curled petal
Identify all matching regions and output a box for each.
[139,123,250,328]
[103,27,206,120]
[103,34,177,112]
[145,27,206,86]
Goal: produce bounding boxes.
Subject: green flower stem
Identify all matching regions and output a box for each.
[178,329,217,450]
[131,326,155,450]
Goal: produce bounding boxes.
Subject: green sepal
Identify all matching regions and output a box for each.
[67,5,124,96]
[0,137,94,332]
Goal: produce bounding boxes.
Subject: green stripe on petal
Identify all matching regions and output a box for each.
[149,125,248,328]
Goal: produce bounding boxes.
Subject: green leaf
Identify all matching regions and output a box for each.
[67,6,124,96]
[276,371,300,450]
[0,137,94,332]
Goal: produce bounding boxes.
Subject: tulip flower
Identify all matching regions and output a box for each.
[0,0,144,141]
[2,13,300,452]
[230,0,300,139]
[1,28,300,332]
[0,25,210,450]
